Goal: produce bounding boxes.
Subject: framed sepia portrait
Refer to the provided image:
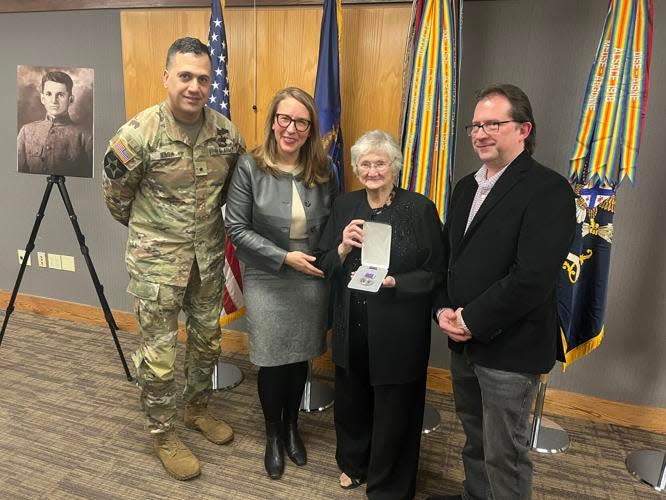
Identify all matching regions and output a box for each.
[17,65,94,178]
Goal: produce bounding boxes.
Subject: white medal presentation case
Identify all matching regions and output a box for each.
[347,221,391,293]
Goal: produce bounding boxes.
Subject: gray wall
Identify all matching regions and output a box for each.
[0,10,132,313]
[0,2,664,408]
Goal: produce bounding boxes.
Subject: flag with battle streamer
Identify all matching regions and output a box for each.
[558,0,653,368]
[400,0,461,220]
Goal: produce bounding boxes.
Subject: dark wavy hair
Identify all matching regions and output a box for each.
[477,83,536,155]
[41,71,73,94]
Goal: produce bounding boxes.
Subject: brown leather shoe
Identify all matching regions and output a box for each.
[184,406,234,445]
[153,431,201,481]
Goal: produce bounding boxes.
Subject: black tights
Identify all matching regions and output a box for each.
[257,361,308,423]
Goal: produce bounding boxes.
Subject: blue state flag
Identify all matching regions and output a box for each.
[557,181,614,368]
[314,0,344,192]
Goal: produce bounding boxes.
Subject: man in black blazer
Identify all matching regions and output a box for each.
[429,84,575,500]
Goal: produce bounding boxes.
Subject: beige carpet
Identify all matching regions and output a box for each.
[0,310,663,499]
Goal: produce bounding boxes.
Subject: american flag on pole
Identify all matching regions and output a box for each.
[208,0,245,325]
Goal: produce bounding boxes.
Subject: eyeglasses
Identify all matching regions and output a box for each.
[357,160,390,172]
[464,120,519,136]
[274,113,311,132]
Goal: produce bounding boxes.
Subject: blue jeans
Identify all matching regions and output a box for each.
[451,350,539,500]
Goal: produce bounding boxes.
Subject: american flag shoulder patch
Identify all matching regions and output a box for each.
[111,137,136,166]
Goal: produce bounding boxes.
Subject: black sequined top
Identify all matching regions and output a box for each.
[316,188,446,384]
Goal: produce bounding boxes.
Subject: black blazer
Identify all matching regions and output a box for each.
[316,188,445,385]
[435,151,576,374]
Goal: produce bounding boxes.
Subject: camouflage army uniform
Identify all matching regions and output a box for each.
[17,114,92,177]
[102,101,244,433]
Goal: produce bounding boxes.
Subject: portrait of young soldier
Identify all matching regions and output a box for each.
[17,68,93,177]
[102,37,245,480]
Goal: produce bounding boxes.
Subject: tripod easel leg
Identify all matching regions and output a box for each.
[0,177,56,346]
[53,176,132,380]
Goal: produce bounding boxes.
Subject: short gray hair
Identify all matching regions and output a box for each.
[350,130,403,181]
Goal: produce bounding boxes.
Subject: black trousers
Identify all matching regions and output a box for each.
[334,303,427,500]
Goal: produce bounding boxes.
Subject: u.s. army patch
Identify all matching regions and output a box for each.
[111,137,137,166]
[104,151,128,179]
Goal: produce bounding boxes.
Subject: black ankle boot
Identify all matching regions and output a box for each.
[283,417,307,466]
[264,420,284,479]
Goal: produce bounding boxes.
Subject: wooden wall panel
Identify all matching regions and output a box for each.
[120,4,411,187]
[120,9,208,117]
[223,8,257,144]
[120,8,256,144]
[254,7,322,141]
[342,4,410,191]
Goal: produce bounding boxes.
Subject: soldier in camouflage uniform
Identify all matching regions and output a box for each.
[102,38,245,480]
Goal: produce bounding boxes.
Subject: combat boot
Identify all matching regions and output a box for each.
[153,431,201,480]
[184,405,234,445]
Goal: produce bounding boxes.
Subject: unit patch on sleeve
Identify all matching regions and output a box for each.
[104,151,128,179]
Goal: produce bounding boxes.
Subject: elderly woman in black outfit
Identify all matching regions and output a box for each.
[316,130,445,499]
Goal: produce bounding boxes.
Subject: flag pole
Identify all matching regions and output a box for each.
[529,375,570,454]
[626,449,666,492]
[208,0,245,392]
[299,0,344,413]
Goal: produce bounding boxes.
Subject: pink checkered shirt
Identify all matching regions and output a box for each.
[464,163,511,234]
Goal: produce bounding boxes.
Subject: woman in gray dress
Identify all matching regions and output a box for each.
[225,87,337,479]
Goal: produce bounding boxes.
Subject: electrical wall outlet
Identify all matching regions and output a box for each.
[18,249,31,266]
[37,252,47,267]
[48,253,62,270]
[61,255,76,272]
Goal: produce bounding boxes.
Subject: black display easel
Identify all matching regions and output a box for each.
[0,175,132,381]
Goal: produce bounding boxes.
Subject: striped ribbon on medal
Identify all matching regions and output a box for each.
[400,0,459,219]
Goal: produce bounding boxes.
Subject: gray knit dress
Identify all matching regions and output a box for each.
[243,239,328,367]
